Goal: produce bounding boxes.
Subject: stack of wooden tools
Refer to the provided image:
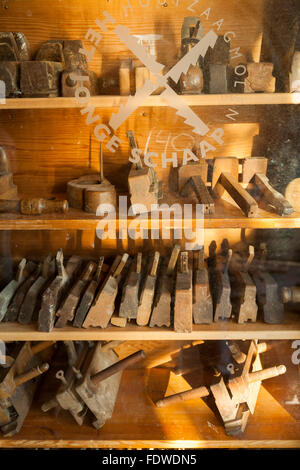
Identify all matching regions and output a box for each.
[67,139,117,214]
[155,340,286,435]
[0,242,289,330]
[127,130,162,212]
[0,33,98,97]
[0,341,52,436]
[41,341,145,429]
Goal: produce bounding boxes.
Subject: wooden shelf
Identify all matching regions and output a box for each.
[1,368,299,449]
[0,313,299,341]
[1,93,300,110]
[0,202,299,230]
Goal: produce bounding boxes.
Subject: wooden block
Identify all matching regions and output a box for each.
[0,173,14,195]
[180,65,203,94]
[111,315,127,328]
[119,59,131,96]
[0,32,30,61]
[193,249,213,324]
[119,253,142,320]
[67,175,116,214]
[20,61,63,97]
[218,172,258,217]
[177,160,208,191]
[251,271,284,324]
[0,62,20,97]
[83,254,128,329]
[36,39,88,71]
[0,186,18,200]
[212,157,239,194]
[208,242,232,322]
[254,173,294,215]
[206,36,230,65]
[208,64,232,94]
[62,70,99,97]
[285,178,300,212]
[244,63,275,93]
[73,258,104,328]
[137,252,160,326]
[180,175,214,214]
[55,261,96,328]
[290,51,300,92]
[35,40,64,63]
[241,157,268,184]
[174,252,193,333]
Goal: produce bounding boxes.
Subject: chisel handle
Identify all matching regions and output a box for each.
[20,198,69,215]
[156,385,210,408]
[91,350,145,386]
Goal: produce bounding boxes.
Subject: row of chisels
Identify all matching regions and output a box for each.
[0,242,296,332]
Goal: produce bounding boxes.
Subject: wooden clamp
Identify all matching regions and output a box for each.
[82,254,129,328]
[119,253,142,320]
[242,157,294,216]
[150,245,180,328]
[212,157,258,217]
[75,344,145,429]
[55,261,97,328]
[174,252,193,333]
[67,140,116,214]
[19,255,55,325]
[193,248,213,324]
[41,342,90,426]
[4,263,42,323]
[208,240,232,322]
[250,244,284,324]
[137,252,160,326]
[229,246,258,324]
[0,341,51,437]
[73,257,104,328]
[0,259,36,322]
[38,250,82,332]
[180,174,214,214]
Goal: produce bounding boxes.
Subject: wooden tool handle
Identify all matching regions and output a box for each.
[14,363,49,387]
[247,365,286,384]
[219,172,258,217]
[156,385,210,408]
[282,286,300,303]
[20,198,69,215]
[151,251,160,277]
[167,244,181,275]
[91,350,145,385]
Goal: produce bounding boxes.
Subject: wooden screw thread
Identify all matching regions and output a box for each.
[247,365,286,384]
[91,350,145,386]
[14,363,49,387]
[156,385,210,408]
